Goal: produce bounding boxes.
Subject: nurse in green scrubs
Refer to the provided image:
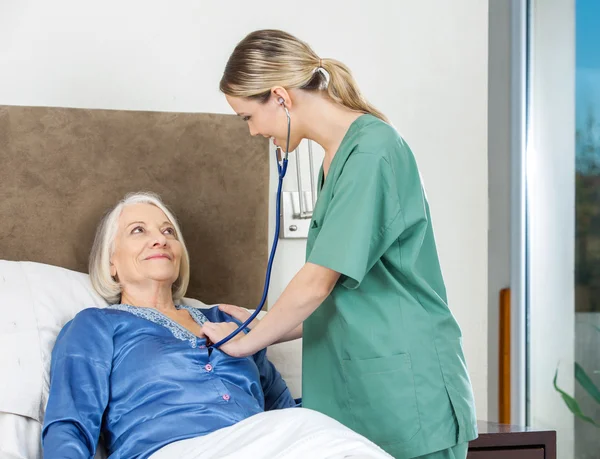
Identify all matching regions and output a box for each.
[202,29,478,459]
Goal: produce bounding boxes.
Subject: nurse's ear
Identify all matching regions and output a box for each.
[271,87,292,110]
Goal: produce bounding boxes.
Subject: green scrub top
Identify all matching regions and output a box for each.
[302,114,478,458]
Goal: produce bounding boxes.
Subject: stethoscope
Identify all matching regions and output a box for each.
[209,97,291,349]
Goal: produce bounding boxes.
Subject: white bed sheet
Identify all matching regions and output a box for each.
[149,408,392,459]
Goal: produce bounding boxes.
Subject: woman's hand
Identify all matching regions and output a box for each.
[218,304,260,329]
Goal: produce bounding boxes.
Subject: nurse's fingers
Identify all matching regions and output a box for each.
[201,321,246,347]
[218,304,260,329]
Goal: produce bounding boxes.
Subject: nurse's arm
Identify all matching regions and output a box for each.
[206,262,340,357]
[278,323,303,343]
[217,303,303,343]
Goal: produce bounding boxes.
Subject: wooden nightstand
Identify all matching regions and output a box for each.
[468,421,556,459]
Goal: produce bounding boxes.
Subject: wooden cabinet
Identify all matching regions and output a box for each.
[469,449,544,459]
[468,421,556,459]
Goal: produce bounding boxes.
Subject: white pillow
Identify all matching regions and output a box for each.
[0,261,109,421]
[0,412,107,459]
[0,412,41,459]
[265,324,303,400]
[0,262,43,422]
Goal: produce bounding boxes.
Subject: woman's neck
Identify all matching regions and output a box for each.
[120,282,176,313]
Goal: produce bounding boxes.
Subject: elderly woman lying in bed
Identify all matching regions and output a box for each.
[42,192,391,459]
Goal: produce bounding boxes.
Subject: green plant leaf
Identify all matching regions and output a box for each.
[554,369,600,427]
[575,362,600,405]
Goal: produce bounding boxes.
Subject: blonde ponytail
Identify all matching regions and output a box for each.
[320,58,388,122]
[220,29,387,122]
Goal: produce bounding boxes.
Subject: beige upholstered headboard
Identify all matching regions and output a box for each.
[0,105,269,306]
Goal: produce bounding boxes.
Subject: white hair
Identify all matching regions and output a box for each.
[89,191,190,304]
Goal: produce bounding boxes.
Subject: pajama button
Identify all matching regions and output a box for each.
[222,394,230,401]
[205,364,213,372]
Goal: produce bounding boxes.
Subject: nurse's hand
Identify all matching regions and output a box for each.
[220,304,303,344]
[218,304,260,329]
[201,321,248,357]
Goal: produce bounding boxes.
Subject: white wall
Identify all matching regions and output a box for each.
[0,0,489,419]
[527,0,575,457]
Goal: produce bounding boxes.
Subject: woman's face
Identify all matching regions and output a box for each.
[110,203,182,290]
[226,94,303,153]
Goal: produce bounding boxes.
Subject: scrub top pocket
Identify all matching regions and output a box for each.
[341,352,421,446]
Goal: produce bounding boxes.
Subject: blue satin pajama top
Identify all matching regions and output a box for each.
[42,304,296,459]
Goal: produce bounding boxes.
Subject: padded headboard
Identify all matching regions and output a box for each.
[0,105,269,306]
